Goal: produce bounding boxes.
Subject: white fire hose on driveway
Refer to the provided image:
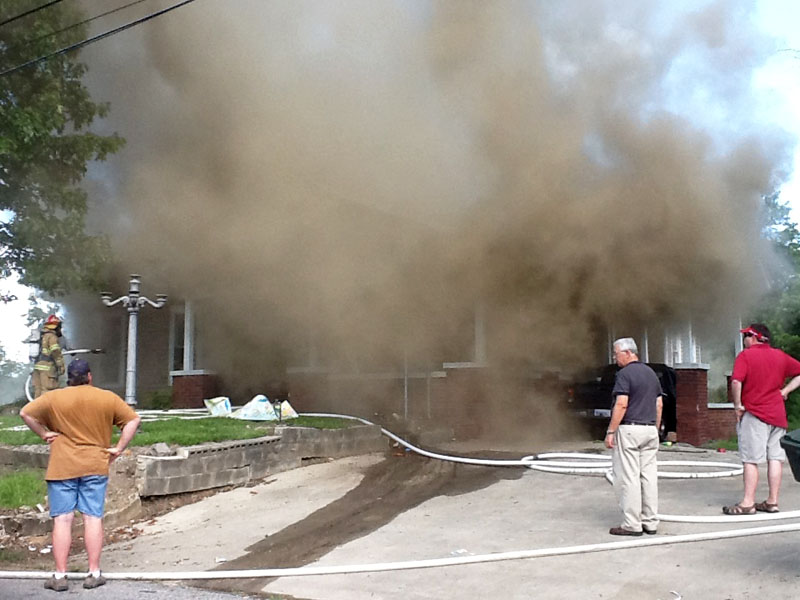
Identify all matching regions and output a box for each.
[3,411,800,582]
[3,524,800,581]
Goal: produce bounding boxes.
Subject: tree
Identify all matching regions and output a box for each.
[0,1,123,294]
[755,192,800,426]
[756,192,800,352]
[0,343,26,405]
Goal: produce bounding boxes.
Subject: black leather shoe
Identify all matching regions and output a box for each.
[643,528,657,535]
[609,526,643,536]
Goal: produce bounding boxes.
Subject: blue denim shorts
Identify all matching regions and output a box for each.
[47,475,109,518]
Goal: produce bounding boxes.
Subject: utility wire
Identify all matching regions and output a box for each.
[0,0,199,78]
[0,0,66,28]
[9,0,150,54]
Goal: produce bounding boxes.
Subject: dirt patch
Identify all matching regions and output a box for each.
[199,452,526,596]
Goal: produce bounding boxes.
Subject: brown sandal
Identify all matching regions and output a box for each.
[755,501,779,513]
[722,503,756,515]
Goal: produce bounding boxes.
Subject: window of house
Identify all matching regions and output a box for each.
[169,308,185,372]
[169,303,198,374]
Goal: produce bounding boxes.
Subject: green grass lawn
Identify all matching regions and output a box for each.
[0,468,47,509]
[0,414,355,447]
[702,436,738,451]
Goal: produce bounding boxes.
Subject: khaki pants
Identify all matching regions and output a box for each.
[612,424,659,531]
[32,370,60,398]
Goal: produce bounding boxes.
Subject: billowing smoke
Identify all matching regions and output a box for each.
[81,1,794,387]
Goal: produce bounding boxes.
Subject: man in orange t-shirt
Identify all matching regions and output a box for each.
[21,359,140,592]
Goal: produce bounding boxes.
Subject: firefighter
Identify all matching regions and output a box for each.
[32,315,66,398]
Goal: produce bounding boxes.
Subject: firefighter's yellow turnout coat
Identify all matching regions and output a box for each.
[32,328,64,398]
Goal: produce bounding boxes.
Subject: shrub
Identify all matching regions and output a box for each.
[788,390,800,431]
[139,388,173,410]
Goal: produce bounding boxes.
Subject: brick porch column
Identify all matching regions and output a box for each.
[171,371,220,409]
[440,364,488,439]
[674,365,709,446]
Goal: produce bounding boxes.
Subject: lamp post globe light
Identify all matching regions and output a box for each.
[101,274,167,405]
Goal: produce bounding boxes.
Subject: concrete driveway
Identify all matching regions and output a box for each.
[6,442,800,599]
[260,445,800,600]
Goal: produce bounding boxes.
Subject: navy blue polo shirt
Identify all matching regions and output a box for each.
[612,361,662,423]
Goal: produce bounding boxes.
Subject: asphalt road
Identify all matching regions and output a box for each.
[0,579,258,599]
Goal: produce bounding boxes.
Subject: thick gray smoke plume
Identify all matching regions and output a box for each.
[82,1,793,382]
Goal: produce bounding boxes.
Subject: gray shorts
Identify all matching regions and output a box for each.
[737,412,786,464]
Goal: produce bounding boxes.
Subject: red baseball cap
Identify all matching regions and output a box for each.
[740,326,768,342]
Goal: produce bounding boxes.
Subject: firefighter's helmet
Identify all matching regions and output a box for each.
[44,314,61,329]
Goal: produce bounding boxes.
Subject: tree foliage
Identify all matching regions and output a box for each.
[756,192,800,356]
[754,192,800,426]
[0,1,123,294]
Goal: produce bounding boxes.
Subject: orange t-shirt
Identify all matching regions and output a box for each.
[22,385,139,480]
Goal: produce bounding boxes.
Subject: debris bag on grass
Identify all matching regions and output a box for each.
[277,400,299,420]
[204,396,232,417]
[230,394,278,421]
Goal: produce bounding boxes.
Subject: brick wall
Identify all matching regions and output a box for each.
[675,367,736,446]
[171,374,220,409]
[287,366,488,439]
[675,368,705,445]
[706,406,737,443]
[290,365,736,446]
[435,367,487,439]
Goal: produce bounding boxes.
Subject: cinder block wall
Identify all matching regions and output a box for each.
[0,446,48,468]
[136,425,385,496]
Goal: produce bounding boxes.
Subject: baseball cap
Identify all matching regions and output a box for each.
[740,326,769,342]
[67,358,91,379]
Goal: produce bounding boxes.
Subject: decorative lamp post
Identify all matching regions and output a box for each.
[101,274,167,405]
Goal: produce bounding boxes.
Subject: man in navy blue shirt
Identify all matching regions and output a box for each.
[604,337,663,536]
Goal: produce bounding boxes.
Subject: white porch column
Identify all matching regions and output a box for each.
[735,317,744,355]
[687,321,699,364]
[608,327,616,364]
[642,328,650,362]
[183,300,195,372]
[474,301,487,364]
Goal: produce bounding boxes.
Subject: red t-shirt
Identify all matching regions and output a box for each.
[731,344,800,428]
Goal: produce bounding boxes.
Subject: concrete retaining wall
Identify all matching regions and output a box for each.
[136,424,385,497]
[0,446,48,469]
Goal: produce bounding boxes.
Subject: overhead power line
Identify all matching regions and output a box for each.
[0,0,66,28]
[0,0,199,78]
[11,0,150,53]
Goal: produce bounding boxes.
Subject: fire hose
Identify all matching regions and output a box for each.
[2,523,800,581]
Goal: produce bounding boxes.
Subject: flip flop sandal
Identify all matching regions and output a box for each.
[722,503,756,515]
[755,501,780,513]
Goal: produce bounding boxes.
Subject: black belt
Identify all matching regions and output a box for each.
[620,420,656,426]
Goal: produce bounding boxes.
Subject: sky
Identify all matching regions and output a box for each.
[754,0,800,221]
[2,0,800,366]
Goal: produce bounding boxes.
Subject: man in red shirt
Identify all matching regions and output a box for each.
[723,323,800,515]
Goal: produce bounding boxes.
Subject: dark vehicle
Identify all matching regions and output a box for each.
[566,363,677,440]
[780,429,800,482]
